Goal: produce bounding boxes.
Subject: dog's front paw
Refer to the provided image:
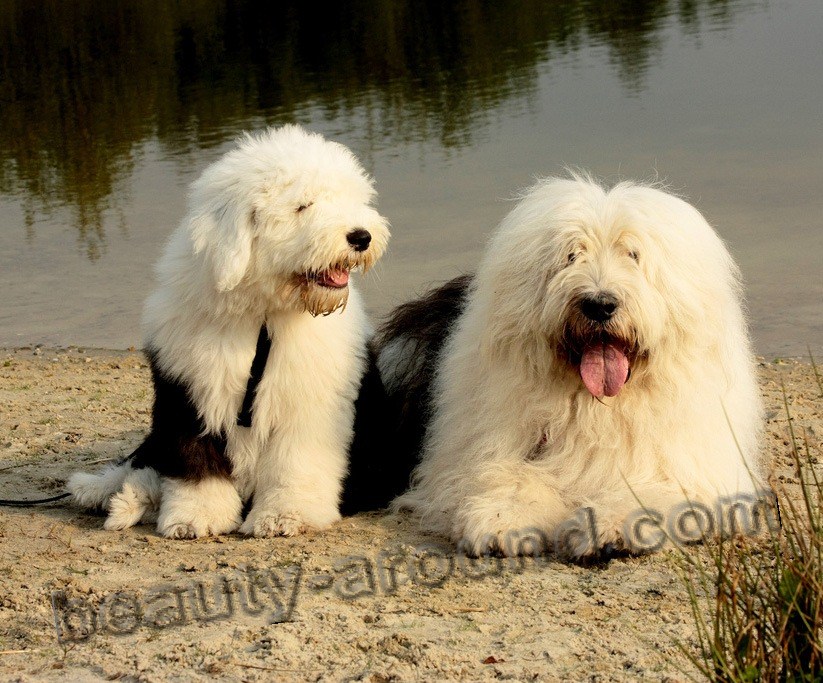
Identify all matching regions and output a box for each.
[156,477,242,539]
[161,522,200,540]
[455,529,508,557]
[157,511,241,539]
[456,527,549,558]
[553,507,627,562]
[157,512,242,539]
[239,510,306,538]
[454,508,550,558]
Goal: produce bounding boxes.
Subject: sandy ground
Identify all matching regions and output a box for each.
[0,347,819,682]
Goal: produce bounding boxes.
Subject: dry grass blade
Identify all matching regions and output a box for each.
[808,345,823,398]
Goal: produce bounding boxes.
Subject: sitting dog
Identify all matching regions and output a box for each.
[379,175,766,558]
[68,125,389,538]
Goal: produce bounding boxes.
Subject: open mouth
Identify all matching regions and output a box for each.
[306,267,350,289]
[295,254,378,316]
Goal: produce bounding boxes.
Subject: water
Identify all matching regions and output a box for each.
[0,0,820,356]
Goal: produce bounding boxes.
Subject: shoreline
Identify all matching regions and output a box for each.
[6,343,820,362]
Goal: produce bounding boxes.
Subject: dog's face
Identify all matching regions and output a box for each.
[482,177,738,397]
[249,156,390,316]
[187,125,389,316]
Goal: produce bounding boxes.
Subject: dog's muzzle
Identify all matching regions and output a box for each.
[561,292,634,398]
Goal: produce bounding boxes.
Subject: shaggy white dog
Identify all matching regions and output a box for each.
[68,125,389,538]
[382,175,766,558]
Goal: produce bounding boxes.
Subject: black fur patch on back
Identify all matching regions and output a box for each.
[129,348,232,481]
[375,273,473,420]
[341,274,472,513]
[341,347,405,514]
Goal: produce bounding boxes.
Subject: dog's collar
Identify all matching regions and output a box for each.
[237,324,272,428]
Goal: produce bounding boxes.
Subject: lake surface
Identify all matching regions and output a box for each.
[0,0,820,356]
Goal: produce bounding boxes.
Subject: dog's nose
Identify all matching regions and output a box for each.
[346,229,372,251]
[580,294,619,323]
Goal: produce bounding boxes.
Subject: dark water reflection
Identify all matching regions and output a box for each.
[0,0,747,257]
[0,0,820,354]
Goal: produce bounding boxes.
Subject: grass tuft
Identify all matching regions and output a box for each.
[677,368,821,682]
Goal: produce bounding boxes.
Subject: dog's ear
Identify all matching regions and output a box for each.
[189,201,255,292]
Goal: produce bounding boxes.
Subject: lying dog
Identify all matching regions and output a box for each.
[379,175,766,558]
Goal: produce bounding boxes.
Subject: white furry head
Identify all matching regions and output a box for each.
[177,124,389,316]
[475,175,746,397]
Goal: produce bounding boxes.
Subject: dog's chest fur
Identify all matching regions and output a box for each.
[228,307,366,497]
[135,306,363,496]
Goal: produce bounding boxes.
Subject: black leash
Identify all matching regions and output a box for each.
[237,324,273,428]
[0,492,71,507]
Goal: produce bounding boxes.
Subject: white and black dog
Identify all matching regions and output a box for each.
[68,125,391,538]
[378,176,766,558]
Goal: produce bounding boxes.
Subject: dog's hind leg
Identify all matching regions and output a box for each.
[341,347,414,514]
[104,467,162,530]
[66,461,133,511]
[68,437,162,529]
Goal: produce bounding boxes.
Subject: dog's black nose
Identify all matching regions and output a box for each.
[346,229,372,251]
[580,294,619,323]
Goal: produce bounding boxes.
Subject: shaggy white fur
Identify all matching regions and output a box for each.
[104,466,161,530]
[394,176,765,558]
[68,125,389,538]
[157,477,243,539]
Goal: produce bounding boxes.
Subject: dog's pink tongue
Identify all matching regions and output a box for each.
[321,268,349,287]
[580,343,629,397]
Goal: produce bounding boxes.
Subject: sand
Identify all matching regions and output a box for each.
[0,347,819,682]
